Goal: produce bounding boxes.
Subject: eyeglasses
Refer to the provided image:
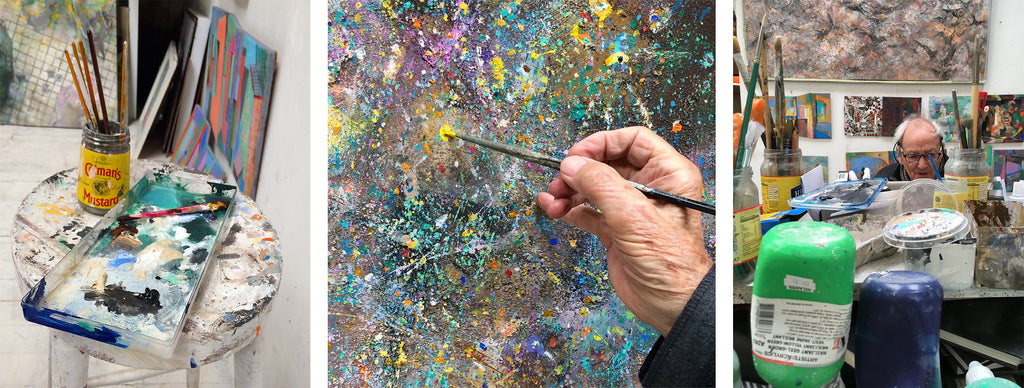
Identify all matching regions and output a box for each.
[900,149,943,163]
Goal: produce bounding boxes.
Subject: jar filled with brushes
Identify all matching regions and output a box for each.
[77,120,130,215]
[945,147,988,200]
[734,166,760,283]
[760,148,805,214]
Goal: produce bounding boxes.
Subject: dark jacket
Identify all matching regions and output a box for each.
[639,264,715,387]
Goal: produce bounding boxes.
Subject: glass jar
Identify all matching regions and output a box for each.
[734,166,760,284]
[760,148,805,213]
[945,148,988,201]
[77,121,130,214]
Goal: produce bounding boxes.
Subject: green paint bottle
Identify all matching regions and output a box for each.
[750,222,855,388]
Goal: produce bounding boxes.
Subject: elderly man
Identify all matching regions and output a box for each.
[876,116,948,181]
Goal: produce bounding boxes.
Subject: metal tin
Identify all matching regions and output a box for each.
[77,121,130,214]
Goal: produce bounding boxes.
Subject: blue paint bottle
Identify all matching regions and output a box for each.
[855,271,943,387]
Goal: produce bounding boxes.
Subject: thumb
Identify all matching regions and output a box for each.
[559,155,649,217]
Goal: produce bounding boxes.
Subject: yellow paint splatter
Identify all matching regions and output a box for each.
[401,162,410,172]
[589,0,612,27]
[403,299,412,306]
[458,1,468,13]
[36,204,77,217]
[439,125,456,141]
[580,307,589,316]
[605,52,629,67]
[495,19,506,27]
[490,57,506,85]
[569,239,577,247]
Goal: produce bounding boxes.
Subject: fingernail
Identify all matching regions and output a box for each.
[561,156,585,176]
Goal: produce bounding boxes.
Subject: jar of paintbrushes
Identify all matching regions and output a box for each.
[760,148,805,214]
[946,147,989,201]
[734,166,760,283]
[78,121,130,214]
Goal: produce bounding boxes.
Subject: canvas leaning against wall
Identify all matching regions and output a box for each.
[327,0,714,385]
[0,1,118,127]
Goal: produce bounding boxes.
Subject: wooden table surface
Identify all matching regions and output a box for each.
[11,159,282,369]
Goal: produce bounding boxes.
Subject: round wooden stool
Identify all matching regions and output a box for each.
[11,160,282,387]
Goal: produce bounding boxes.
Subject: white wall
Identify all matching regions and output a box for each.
[195,0,310,386]
[736,0,1024,187]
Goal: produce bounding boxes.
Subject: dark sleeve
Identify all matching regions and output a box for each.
[875,162,902,181]
[638,264,715,387]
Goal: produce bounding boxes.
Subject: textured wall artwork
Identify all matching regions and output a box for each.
[847,151,892,176]
[199,7,277,197]
[328,0,714,386]
[929,96,971,144]
[980,95,1024,143]
[744,0,990,81]
[0,1,117,127]
[803,155,829,182]
[844,96,920,137]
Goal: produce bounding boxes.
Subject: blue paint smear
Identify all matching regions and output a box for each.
[108,250,137,268]
[190,357,197,368]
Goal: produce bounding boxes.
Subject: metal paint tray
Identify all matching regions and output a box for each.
[788,178,888,211]
[882,208,971,249]
[21,171,237,357]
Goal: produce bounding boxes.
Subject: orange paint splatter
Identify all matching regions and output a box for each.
[489,260,499,269]
[672,122,682,132]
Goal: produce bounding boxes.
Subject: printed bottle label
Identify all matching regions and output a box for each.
[945,174,988,200]
[761,175,802,214]
[77,146,130,210]
[750,295,851,367]
[733,204,761,265]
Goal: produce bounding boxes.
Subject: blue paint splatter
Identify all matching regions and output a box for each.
[107,251,137,268]
[549,238,558,245]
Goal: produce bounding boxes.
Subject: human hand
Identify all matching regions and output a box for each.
[537,126,712,337]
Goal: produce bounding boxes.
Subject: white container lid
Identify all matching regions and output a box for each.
[883,208,971,249]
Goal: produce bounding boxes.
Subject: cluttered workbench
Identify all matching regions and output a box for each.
[11,159,282,386]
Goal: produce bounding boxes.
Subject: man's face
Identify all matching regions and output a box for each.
[898,121,943,180]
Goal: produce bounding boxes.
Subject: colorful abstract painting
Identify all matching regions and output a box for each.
[844,96,882,136]
[786,93,832,139]
[803,155,829,182]
[992,150,1024,190]
[744,0,990,81]
[170,105,228,181]
[980,95,1024,143]
[929,96,971,144]
[200,7,276,197]
[881,97,922,137]
[328,0,714,386]
[0,0,118,127]
[846,151,893,176]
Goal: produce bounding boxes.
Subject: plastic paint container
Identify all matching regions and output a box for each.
[855,271,943,387]
[965,361,1022,388]
[751,222,855,388]
[734,166,761,284]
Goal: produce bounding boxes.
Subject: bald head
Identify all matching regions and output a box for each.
[895,117,944,180]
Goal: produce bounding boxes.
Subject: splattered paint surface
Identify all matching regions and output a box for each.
[13,160,281,369]
[744,0,990,81]
[328,0,714,386]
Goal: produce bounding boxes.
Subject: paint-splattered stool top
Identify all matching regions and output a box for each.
[11,160,282,369]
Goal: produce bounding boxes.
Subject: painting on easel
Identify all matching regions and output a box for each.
[0,1,118,127]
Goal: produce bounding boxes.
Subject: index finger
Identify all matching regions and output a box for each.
[566,126,678,169]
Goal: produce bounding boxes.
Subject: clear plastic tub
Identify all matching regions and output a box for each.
[882,208,971,249]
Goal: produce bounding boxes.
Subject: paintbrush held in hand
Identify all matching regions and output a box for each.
[116,201,229,222]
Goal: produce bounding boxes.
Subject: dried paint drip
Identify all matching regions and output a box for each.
[328,0,714,385]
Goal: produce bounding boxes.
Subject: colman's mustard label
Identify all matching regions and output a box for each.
[77,146,129,210]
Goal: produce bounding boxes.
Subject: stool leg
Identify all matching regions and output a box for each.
[234,336,262,388]
[186,366,200,388]
[51,331,88,388]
